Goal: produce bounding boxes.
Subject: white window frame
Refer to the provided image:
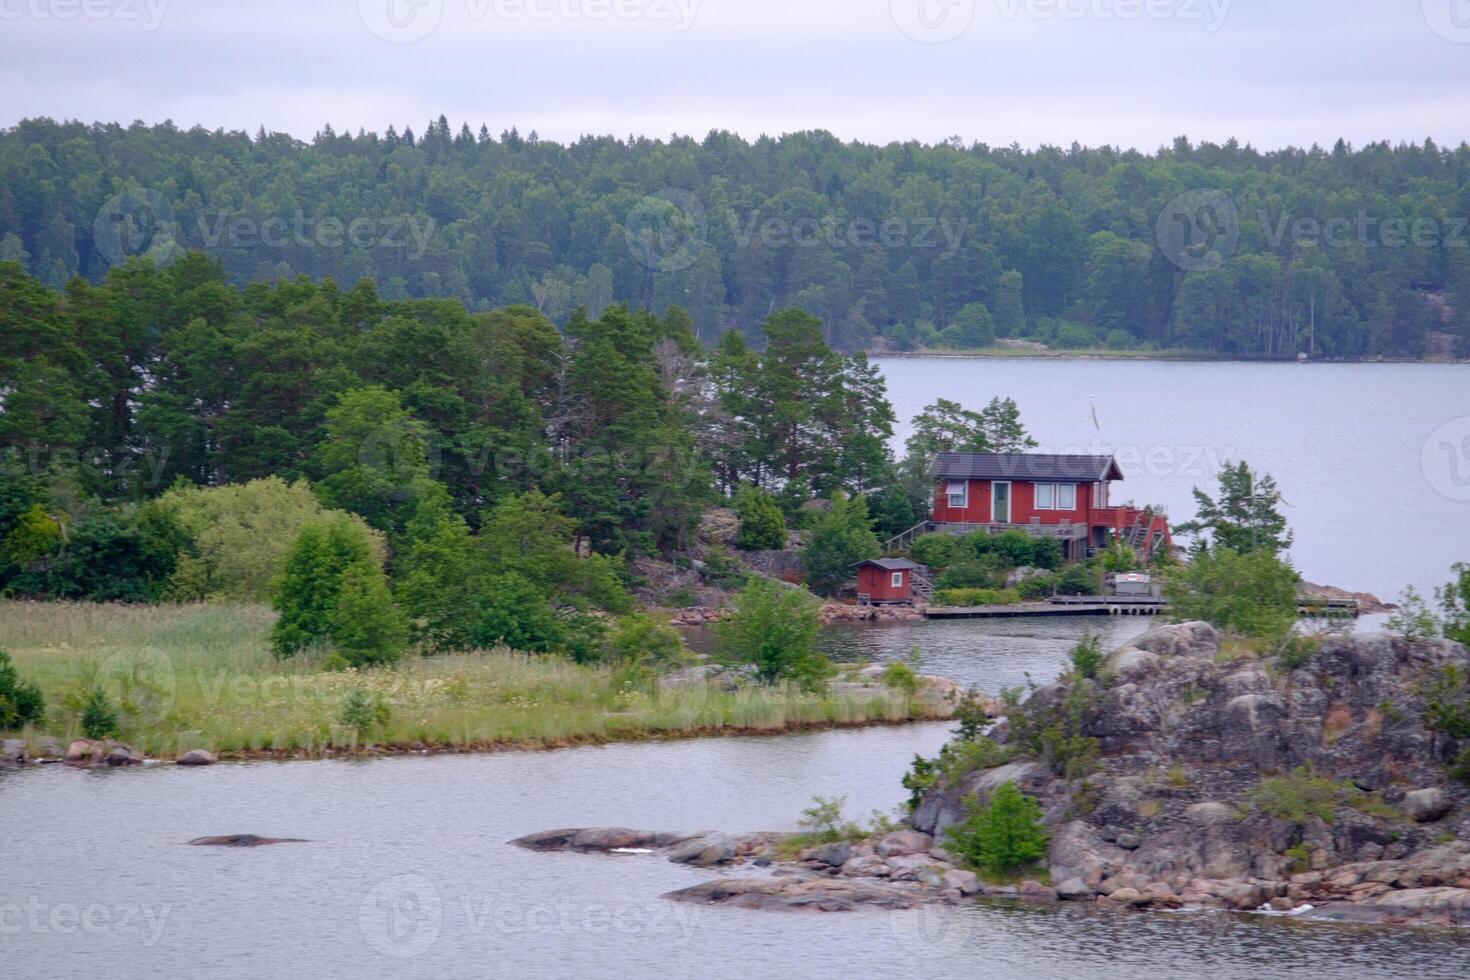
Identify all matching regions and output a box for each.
[1034,483,1055,510]
[1056,483,1077,511]
[1034,483,1078,511]
[891,572,905,589]
[946,480,968,509]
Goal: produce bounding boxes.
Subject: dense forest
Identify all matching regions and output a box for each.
[3,118,1468,359]
[0,253,956,630]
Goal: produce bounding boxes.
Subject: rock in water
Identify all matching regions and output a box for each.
[188,835,307,847]
[176,749,217,766]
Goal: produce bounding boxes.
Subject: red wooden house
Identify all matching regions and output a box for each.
[853,558,926,605]
[905,452,1171,562]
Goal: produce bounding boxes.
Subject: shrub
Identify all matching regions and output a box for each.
[1441,563,1470,645]
[935,557,1003,590]
[1164,547,1299,645]
[734,486,787,551]
[1420,664,1470,739]
[1016,574,1057,601]
[880,660,919,695]
[339,689,391,738]
[938,738,1016,784]
[606,613,688,669]
[0,650,45,730]
[944,782,1050,878]
[81,688,119,740]
[1388,587,1440,641]
[472,573,565,654]
[797,796,862,844]
[1069,632,1104,680]
[1004,683,1099,779]
[933,587,1021,607]
[715,577,833,690]
[1247,767,1351,825]
[910,534,959,570]
[328,560,409,666]
[1054,564,1099,596]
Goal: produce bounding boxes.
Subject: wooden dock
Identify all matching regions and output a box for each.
[924,595,1359,620]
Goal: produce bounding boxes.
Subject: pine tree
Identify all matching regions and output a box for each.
[801,491,880,596]
[1175,460,1293,557]
[734,486,786,551]
[944,781,1050,878]
[328,560,408,666]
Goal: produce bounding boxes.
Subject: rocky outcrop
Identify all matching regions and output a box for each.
[512,826,985,911]
[1300,581,1392,615]
[62,739,144,767]
[911,622,1470,927]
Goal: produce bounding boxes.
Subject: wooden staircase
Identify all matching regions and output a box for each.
[910,568,935,602]
[884,521,933,554]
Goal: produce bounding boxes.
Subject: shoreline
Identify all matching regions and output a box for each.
[870,350,1470,366]
[9,714,954,769]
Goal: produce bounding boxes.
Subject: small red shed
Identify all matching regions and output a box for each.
[853,558,923,605]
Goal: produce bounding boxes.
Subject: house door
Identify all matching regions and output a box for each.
[992,482,1011,524]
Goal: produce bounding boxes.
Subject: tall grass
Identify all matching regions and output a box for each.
[0,601,944,758]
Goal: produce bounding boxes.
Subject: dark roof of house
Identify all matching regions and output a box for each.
[930,452,1124,482]
[852,558,922,571]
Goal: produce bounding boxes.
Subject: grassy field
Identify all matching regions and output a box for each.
[0,600,947,759]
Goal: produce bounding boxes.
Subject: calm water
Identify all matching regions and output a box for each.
[6,358,1468,978]
[875,357,1470,600]
[4,726,1467,980]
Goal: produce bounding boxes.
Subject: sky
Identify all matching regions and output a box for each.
[1,0,1469,149]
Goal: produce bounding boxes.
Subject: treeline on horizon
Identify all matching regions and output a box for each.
[2,117,1469,359]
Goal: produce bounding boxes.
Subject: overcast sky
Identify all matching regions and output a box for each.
[2,0,1468,149]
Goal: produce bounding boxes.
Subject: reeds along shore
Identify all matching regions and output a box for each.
[0,601,948,760]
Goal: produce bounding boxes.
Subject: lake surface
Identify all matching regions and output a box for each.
[874,357,1470,601]
[5,725,1468,980]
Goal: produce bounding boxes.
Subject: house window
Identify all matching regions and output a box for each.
[1035,483,1078,510]
[946,481,968,508]
[891,572,905,588]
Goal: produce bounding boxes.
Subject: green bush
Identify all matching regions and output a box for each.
[81,688,119,740]
[938,738,1016,784]
[0,650,44,730]
[910,534,959,570]
[1164,547,1299,645]
[715,577,833,690]
[1069,632,1104,680]
[1003,683,1099,779]
[933,587,1022,607]
[796,795,863,844]
[1054,564,1099,596]
[944,782,1050,878]
[880,660,919,695]
[1016,574,1057,601]
[1247,767,1350,825]
[1420,664,1470,739]
[734,486,788,551]
[801,492,880,596]
[339,689,391,738]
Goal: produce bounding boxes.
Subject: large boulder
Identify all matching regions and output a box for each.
[176,749,217,766]
[875,830,933,858]
[0,739,24,767]
[1402,788,1452,824]
[667,833,737,867]
[1134,621,1220,658]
